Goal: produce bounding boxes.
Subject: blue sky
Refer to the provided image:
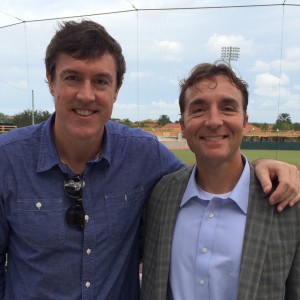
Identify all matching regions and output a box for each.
[0,0,300,123]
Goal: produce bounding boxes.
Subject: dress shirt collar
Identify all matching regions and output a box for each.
[181,154,250,214]
[37,114,111,173]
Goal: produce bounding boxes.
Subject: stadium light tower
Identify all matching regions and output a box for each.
[221,46,240,65]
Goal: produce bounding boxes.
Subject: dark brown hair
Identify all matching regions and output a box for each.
[45,20,126,90]
[179,62,248,115]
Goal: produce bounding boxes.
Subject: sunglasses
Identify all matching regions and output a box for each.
[64,175,85,228]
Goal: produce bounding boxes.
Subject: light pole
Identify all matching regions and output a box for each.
[221,46,240,65]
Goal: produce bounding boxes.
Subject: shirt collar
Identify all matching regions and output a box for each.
[181,155,250,214]
[37,114,111,173]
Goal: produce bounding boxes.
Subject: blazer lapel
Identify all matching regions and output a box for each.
[156,168,193,298]
[237,167,275,300]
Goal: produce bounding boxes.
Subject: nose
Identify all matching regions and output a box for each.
[205,108,223,129]
[76,81,96,102]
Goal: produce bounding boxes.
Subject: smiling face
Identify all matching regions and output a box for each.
[47,52,119,143]
[180,74,248,167]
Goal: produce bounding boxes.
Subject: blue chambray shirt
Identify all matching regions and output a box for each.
[0,114,183,300]
[170,158,250,300]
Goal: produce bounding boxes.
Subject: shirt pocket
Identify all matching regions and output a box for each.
[17,198,65,248]
[105,187,145,240]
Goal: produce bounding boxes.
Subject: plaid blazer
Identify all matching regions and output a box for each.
[141,165,300,300]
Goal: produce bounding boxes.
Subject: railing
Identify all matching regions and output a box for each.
[0,125,17,134]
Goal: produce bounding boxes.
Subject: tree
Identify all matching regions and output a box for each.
[121,118,133,127]
[273,113,292,131]
[277,113,291,123]
[0,112,12,124]
[12,109,51,128]
[293,122,300,131]
[157,115,171,127]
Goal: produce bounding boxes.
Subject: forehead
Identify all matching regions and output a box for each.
[186,74,242,101]
[55,52,117,75]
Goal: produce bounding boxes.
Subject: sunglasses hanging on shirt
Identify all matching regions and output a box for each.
[64,175,86,228]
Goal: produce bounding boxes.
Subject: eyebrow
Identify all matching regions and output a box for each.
[221,97,240,106]
[60,69,114,81]
[190,97,240,105]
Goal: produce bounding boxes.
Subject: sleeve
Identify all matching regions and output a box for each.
[0,192,8,299]
[157,141,186,177]
[285,240,300,299]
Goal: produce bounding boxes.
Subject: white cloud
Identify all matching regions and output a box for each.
[249,71,300,122]
[153,40,183,62]
[205,33,253,54]
[251,47,300,73]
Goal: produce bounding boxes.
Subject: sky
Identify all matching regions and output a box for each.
[0,0,300,123]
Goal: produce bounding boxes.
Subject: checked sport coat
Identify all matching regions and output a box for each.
[141,165,300,300]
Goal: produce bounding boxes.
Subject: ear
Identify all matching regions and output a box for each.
[179,117,186,139]
[243,114,248,127]
[46,72,54,96]
[113,86,121,103]
[243,114,249,135]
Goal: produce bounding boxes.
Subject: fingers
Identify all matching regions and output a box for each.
[253,159,300,212]
[253,160,273,194]
[270,169,300,212]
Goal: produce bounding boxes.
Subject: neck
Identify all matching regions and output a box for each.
[195,155,245,194]
[53,128,103,175]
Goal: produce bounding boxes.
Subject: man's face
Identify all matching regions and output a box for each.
[46,53,119,141]
[180,74,248,167]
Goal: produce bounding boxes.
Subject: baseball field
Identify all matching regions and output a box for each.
[171,149,300,169]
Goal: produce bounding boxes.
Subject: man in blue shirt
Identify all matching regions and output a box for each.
[0,21,299,300]
[141,62,300,300]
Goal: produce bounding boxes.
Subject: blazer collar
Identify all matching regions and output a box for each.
[237,166,275,299]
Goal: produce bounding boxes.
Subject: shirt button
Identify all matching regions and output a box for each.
[85,215,89,222]
[199,279,205,285]
[208,212,214,218]
[201,247,207,253]
[85,281,91,288]
[86,248,91,255]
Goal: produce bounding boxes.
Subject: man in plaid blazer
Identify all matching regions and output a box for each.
[141,62,300,300]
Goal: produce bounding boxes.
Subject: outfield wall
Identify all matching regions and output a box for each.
[241,141,300,150]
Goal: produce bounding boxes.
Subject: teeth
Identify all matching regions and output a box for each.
[75,109,93,116]
[203,136,224,141]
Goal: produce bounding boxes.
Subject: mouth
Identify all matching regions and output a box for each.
[201,135,227,141]
[73,109,96,117]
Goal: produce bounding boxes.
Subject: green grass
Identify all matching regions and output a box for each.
[171,149,300,167]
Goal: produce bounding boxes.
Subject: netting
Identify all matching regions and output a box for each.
[0,2,299,124]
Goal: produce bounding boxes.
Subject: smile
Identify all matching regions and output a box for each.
[74,109,95,116]
[202,136,226,141]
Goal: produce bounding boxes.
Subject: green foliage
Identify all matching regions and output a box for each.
[157,115,171,127]
[251,122,269,130]
[273,113,293,131]
[122,118,133,127]
[12,109,51,128]
[293,123,300,130]
[0,112,12,124]
[137,122,147,128]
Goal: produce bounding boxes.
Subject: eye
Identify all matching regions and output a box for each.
[64,74,79,81]
[223,106,235,112]
[95,78,109,86]
[192,107,205,114]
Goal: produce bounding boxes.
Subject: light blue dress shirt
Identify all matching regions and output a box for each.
[170,158,250,300]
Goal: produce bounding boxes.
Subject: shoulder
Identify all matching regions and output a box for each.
[151,167,192,193]
[105,121,158,142]
[160,167,192,182]
[0,122,45,147]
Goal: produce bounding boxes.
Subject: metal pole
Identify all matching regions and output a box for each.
[32,90,35,125]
